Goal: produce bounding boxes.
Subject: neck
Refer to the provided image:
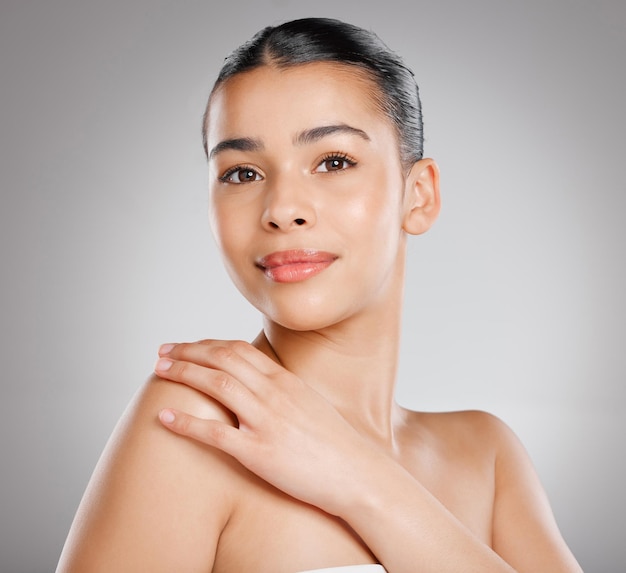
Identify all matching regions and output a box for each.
[253,262,406,443]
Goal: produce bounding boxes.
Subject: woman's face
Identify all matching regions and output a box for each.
[205,62,412,331]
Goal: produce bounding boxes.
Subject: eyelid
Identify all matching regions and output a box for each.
[218,164,264,184]
[314,151,358,173]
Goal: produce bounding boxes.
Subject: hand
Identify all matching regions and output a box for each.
[153,339,385,515]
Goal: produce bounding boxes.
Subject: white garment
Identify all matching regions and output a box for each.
[297,566,386,573]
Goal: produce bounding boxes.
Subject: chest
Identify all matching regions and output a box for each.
[212,448,494,573]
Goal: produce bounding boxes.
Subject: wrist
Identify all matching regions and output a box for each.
[329,448,413,523]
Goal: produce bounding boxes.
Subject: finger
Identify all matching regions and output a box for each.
[154,357,256,416]
[205,339,283,376]
[158,408,250,461]
[160,340,280,392]
[160,339,281,376]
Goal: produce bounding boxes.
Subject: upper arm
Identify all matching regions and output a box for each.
[57,375,239,573]
[489,415,583,572]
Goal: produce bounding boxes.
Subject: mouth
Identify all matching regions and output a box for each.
[256,249,338,283]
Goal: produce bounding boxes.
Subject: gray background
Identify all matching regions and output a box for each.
[1,0,624,571]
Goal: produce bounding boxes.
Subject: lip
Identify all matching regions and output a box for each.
[256,249,338,283]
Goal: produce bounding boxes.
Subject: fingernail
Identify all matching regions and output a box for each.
[159,343,176,356]
[155,358,173,372]
[159,409,176,424]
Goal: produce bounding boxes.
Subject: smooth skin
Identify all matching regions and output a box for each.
[57,63,583,573]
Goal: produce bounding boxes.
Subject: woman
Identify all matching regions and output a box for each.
[57,18,583,573]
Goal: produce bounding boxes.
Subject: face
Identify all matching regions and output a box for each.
[205,62,413,331]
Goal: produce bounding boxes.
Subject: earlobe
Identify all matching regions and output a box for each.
[402,158,441,235]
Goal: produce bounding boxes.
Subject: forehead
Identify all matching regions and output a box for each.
[205,62,392,143]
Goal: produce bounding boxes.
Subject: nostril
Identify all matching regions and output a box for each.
[266,218,306,230]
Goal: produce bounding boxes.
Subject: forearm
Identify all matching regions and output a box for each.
[152,343,582,572]
[337,456,516,573]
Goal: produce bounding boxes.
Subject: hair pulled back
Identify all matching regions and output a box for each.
[203,18,423,169]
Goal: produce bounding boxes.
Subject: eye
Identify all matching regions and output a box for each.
[315,153,357,173]
[219,166,263,184]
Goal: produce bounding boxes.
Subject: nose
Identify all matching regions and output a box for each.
[261,176,316,232]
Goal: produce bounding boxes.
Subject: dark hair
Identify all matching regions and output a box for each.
[202,18,423,169]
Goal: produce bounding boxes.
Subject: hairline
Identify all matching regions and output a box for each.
[202,60,402,161]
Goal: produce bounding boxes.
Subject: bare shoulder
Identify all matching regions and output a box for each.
[400,408,582,572]
[57,375,241,573]
[400,407,549,502]
[400,408,510,460]
[397,409,505,536]
[410,407,508,432]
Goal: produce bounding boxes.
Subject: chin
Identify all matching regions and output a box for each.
[268,315,341,332]
[252,293,356,333]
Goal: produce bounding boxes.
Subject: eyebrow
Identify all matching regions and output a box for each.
[293,124,370,146]
[209,137,263,159]
[208,124,370,160]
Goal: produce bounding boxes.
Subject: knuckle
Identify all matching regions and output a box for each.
[168,342,191,361]
[176,413,192,434]
[214,371,234,393]
[212,345,235,363]
[209,422,228,443]
[174,341,190,354]
[176,360,192,380]
[230,339,250,354]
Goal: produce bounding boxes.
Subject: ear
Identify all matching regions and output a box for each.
[402,158,441,235]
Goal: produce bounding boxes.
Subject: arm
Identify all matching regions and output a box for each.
[490,414,584,572]
[154,340,583,573]
[56,375,236,573]
[329,413,583,573]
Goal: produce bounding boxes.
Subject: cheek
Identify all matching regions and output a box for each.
[208,211,229,264]
[338,173,404,239]
[209,198,248,256]
[209,203,258,300]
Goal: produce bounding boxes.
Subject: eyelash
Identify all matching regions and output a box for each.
[219,164,260,184]
[316,152,357,173]
[218,152,358,184]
